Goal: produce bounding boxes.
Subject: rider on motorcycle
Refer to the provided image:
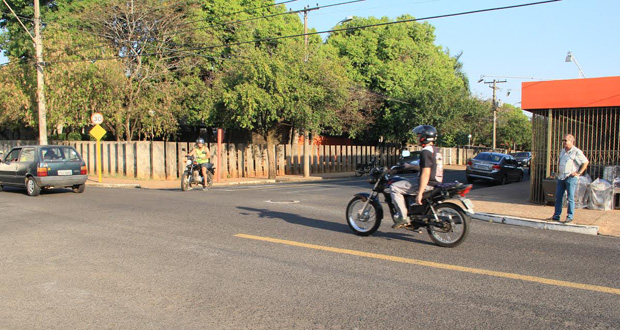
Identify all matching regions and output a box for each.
[187,137,212,190]
[391,125,444,228]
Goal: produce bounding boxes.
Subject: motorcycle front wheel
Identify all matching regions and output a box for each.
[181,171,192,191]
[346,196,381,236]
[426,203,469,248]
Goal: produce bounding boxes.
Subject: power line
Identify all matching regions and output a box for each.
[186,0,562,51]
[163,0,364,38]
[173,0,299,29]
[43,0,361,61]
[1,10,37,22]
[44,0,560,65]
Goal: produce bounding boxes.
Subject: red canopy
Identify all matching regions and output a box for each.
[522,76,620,110]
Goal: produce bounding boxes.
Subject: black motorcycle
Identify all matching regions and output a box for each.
[181,155,215,191]
[355,156,377,177]
[345,166,474,247]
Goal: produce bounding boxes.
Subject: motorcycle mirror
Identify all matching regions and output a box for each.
[401,150,411,158]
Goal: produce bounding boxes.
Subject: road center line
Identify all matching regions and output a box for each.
[235,233,620,296]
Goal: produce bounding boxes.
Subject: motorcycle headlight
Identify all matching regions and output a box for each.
[186,159,192,165]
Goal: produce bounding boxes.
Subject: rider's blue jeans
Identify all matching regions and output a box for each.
[553,176,578,220]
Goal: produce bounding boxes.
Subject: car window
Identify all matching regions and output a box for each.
[490,154,503,162]
[473,153,490,161]
[63,147,82,161]
[5,149,21,162]
[40,146,80,162]
[19,148,36,163]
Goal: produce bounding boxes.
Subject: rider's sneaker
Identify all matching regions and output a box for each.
[201,185,208,191]
[392,216,411,228]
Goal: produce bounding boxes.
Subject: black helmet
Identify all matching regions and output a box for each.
[412,125,437,144]
[196,137,205,144]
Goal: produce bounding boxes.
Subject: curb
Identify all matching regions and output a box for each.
[213,180,277,186]
[472,212,599,236]
[87,182,141,189]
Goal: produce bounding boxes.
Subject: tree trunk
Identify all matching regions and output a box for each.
[266,130,277,180]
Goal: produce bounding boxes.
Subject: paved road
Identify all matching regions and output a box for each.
[1,172,618,329]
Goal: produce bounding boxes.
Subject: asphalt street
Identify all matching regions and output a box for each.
[1,171,618,329]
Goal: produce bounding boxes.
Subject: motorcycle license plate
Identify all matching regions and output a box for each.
[460,198,474,213]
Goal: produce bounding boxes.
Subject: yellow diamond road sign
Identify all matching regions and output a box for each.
[89,124,106,140]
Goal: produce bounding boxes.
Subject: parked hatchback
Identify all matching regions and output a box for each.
[466,152,524,185]
[0,145,88,196]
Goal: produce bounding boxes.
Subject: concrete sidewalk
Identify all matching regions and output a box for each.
[86,166,619,237]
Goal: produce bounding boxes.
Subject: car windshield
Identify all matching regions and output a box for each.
[514,152,530,157]
[40,147,81,162]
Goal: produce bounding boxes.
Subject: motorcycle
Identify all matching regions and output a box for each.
[345,165,474,247]
[181,155,215,191]
[355,156,378,177]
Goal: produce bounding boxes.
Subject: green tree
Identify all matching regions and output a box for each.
[327,15,468,144]
[0,62,35,134]
[497,104,531,151]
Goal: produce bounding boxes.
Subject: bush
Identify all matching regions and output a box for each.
[67,132,83,141]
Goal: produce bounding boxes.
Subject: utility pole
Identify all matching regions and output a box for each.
[482,79,506,150]
[1,0,47,144]
[302,6,316,178]
[34,0,48,145]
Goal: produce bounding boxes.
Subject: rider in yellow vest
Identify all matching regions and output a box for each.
[187,138,212,189]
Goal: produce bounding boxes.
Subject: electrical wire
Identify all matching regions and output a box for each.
[162,0,364,37]
[43,0,561,65]
[173,0,299,29]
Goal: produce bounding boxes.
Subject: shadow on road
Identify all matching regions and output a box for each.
[237,206,436,246]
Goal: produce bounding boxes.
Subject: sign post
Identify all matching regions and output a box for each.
[89,113,106,183]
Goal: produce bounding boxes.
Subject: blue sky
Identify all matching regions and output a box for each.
[287,0,620,107]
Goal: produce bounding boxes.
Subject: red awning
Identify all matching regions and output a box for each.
[522,76,620,110]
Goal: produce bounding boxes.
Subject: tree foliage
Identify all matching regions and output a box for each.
[0,0,510,160]
[327,15,468,144]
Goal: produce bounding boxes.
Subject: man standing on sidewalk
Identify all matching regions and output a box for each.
[549,134,589,223]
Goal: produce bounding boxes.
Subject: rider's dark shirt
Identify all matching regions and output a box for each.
[419,145,444,186]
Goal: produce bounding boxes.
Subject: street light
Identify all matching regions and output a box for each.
[468,134,472,147]
[338,16,353,25]
[565,51,586,78]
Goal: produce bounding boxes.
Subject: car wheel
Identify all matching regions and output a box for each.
[73,184,86,193]
[466,176,474,184]
[26,177,41,196]
[518,173,524,182]
[500,174,508,185]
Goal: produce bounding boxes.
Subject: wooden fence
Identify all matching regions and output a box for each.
[0,140,486,180]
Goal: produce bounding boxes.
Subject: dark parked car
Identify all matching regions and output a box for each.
[395,150,421,173]
[0,145,88,196]
[511,151,532,167]
[466,152,524,185]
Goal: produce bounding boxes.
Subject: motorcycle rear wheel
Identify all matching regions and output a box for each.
[426,203,469,248]
[346,196,381,236]
[181,171,192,191]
